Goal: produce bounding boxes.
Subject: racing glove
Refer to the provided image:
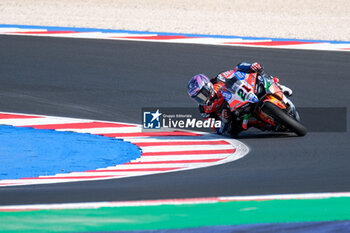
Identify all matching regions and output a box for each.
[221,109,230,124]
[251,62,263,73]
[200,112,211,119]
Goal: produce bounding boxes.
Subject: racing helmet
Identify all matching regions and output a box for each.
[187,74,215,105]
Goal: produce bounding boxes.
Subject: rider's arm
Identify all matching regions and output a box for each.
[235,62,253,72]
[235,62,263,73]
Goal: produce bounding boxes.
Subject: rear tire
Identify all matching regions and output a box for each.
[262,102,307,136]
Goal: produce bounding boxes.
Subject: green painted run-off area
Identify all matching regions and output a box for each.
[1,197,350,232]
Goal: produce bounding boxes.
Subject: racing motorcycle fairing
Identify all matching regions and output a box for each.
[263,82,287,110]
[220,71,258,112]
[210,69,306,136]
[263,95,286,109]
[261,77,300,121]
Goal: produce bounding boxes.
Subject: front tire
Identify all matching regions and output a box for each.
[262,102,307,136]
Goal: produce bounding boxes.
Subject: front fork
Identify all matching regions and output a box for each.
[255,94,287,127]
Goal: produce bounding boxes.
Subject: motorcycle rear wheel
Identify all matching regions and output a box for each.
[262,102,307,136]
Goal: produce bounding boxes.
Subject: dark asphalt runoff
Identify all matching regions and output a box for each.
[0,35,349,205]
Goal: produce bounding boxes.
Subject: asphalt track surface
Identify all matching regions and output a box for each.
[0,35,349,205]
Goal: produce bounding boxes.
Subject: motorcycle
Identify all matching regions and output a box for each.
[217,70,307,136]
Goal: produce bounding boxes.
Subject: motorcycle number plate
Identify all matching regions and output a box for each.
[222,90,247,111]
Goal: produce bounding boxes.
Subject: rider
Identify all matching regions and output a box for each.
[187,62,292,136]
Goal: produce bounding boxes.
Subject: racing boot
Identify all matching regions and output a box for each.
[242,114,268,130]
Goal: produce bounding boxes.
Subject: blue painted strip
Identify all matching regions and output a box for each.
[0,24,349,44]
[0,125,141,179]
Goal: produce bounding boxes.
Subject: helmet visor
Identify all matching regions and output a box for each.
[193,84,211,105]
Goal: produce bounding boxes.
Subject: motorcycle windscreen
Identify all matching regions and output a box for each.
[222,76,240,90]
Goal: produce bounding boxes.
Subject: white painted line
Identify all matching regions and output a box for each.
[0,117,92,126]
[56,127,142,134]
[0,26,349,52]
[1,192,350,211]
[132,154,230,162]
[140,144,234,152]
[101,163,194,169]
[219,192,350,201]
[0,28,47,33]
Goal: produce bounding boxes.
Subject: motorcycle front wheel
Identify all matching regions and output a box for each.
[262,102,307,136]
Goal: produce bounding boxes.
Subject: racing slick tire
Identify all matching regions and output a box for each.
[262,101,307,136]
